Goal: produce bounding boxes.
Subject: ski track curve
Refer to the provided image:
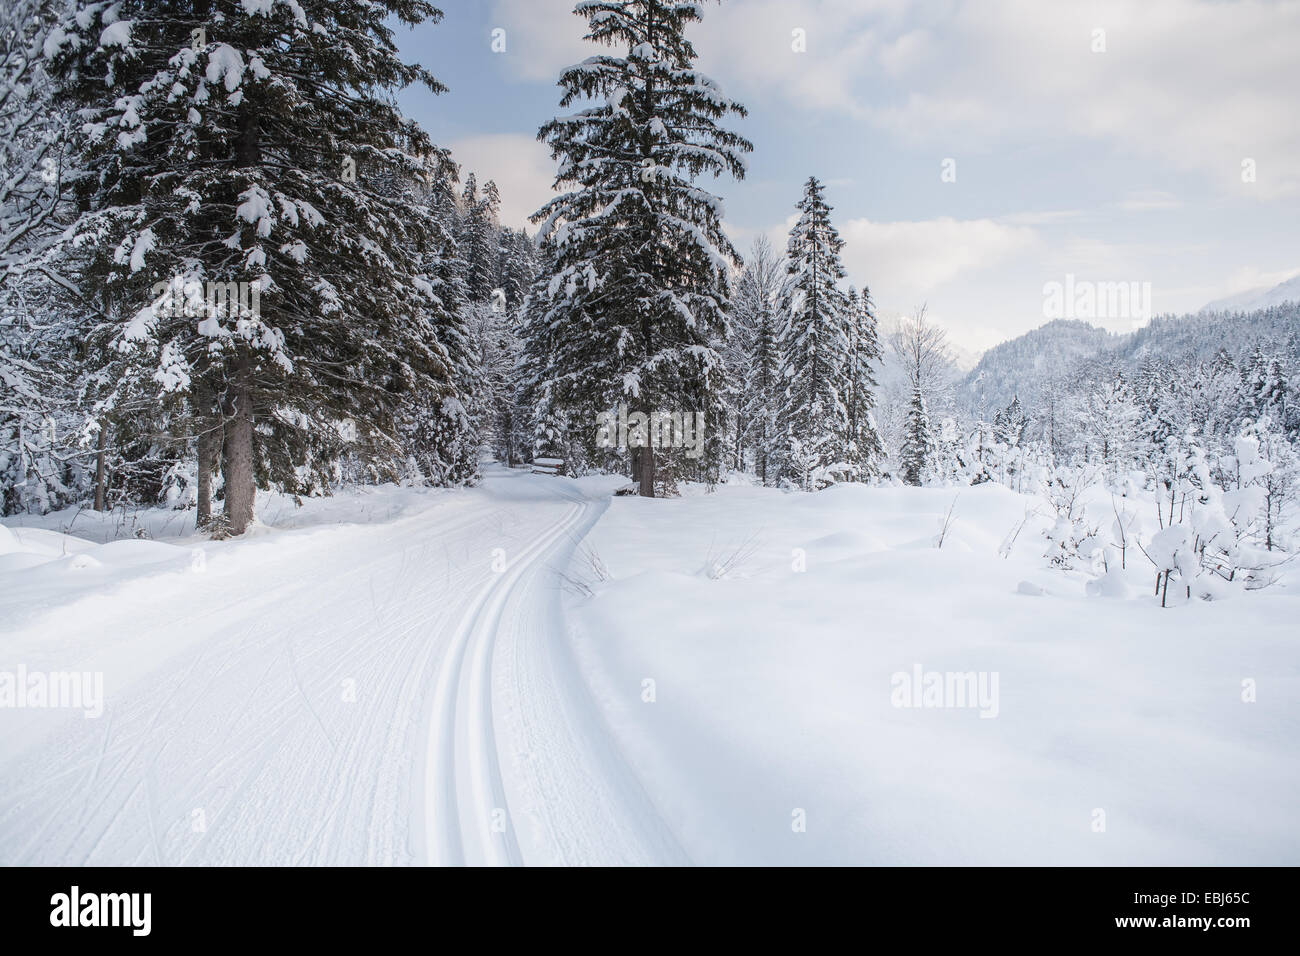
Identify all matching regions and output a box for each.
[0,470,684,866]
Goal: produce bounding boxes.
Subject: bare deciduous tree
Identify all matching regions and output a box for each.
[890,303,952,394]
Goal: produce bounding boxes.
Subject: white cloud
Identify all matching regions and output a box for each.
[488,0,595,81]
[483,1,1300,197]
[838,216,1037,306]
[692,1,884,114]
[489,0,902,112]
[723,216,796,263]
[1115,191,1182,212]
[1044,236,1208,279]
[1209,264,1300,299]
[449,133,557,231]
[1002,209,1087,226]
[707,0,1300,198]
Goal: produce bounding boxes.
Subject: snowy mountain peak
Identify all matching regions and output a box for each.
[1201,272,1300,313]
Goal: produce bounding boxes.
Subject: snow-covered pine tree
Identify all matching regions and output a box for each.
[1176,351,1241,453]
[495,227,538,312]
[843,285,883,480]
[1037,385,1072,465]
[714,307,747,474]
[1253,418,1297,553]
[485,227,537,467]
[1241,344,1287,429]
[728,235,784,483]
[0,0,67,290]
[993,394,1027,447]
[452,194,538,470]
[1134,358,1179,461]
[48,0,464,533]
[458,174,501,303]
[0,0,87,515]
[531,0,752,496]
[517,243,563,464]
[1079,377,1131,470]
[466,296,528,466]
[1281,343,1300,440]
[407,173,483,487]
[777,176,852,489]
[900,385,933,486]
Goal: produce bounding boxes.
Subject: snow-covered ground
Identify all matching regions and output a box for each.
[571,481,1299,864]
[2,468,1296,865]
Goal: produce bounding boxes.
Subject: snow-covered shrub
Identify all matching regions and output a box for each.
[1044,515,1101,571]
[1107,497,1139,570]
[159,459,198,510]
[1145,523,1197,606]
[701,532,761,579]
[557,544,610,598]
[1132,425,1289,603]
[1221,419,1295,555]
[1041,465,1100,570]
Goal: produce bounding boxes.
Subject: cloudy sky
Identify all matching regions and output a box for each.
[394,0,1300,353]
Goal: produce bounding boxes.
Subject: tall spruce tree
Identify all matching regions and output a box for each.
[495,228,538,311]
[900,386,932,486]
[778,176,852,489]
[1242,345,1287,428]
[517,243,572,466]
[729,235,784,484]
[993,394,1028,446]
[47,0,462,534]
[458,174,500,303]
[529,0,751,496]
[843,285,883,480]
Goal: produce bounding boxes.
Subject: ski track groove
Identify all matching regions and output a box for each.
[424,497,586,865]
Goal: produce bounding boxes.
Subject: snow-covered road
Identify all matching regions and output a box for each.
[0,468,683,866]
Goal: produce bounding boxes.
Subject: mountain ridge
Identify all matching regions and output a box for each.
[1201,273,1300,313]
[956,303,1299,419]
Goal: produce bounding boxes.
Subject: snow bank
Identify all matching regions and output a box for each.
[0,527,203,631]
[0,484,454,636]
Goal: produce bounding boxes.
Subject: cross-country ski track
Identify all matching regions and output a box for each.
[0,468,687,866]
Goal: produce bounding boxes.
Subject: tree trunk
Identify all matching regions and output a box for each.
[217,98,262,535]
[734,415,744,472]
[639,442,655,496]
[93,423,108,512]
[192,8,218,527]
[222,353,256,535]
[631,442,655,497]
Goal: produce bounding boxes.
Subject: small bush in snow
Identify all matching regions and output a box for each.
[1041,466,1100,570]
